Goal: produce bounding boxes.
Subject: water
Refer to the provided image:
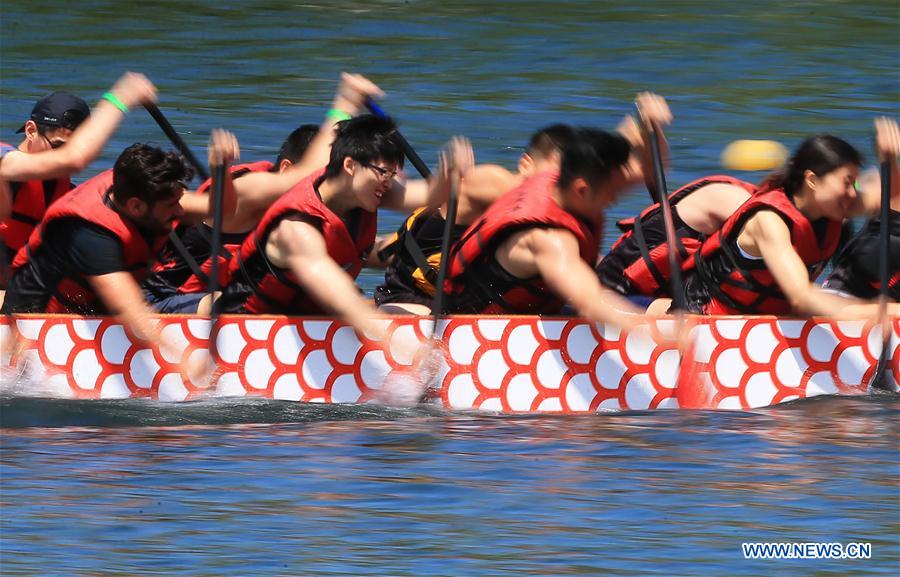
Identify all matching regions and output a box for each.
[1,396,898,575]
[1,0,899,574]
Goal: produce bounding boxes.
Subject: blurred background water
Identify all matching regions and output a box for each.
[1,1,898,574]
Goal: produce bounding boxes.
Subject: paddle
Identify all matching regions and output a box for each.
[376,146,462,406]
[144,103,223,301]
[870,159,895,392]
[364,98,432,179]
[643,119,685,311]
[638,112,708,407]
[426,166,460,340]
[207,162,227,317]
[144,103,210,181]
[401,166,462,402]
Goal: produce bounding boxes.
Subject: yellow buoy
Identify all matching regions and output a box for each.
[720,140,789,171]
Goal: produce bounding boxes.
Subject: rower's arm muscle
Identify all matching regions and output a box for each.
[267,218,381,336]
[88,271,163,346]
[529,229,643,330]
[749,211,870,315]
[457,164,516,221]
[382,178,435,213]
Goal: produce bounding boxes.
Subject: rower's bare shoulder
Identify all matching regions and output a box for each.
[462,164,518,202]
[681,182,751,217]
[743,209,792,244]
[0,148,29,178]
[510,226,578,257]
[266,215,325,266]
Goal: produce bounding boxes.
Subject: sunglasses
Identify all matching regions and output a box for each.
[41,134,65,149]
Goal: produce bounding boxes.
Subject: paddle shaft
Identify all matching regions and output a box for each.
[144,103,223,294]
[646,124,686,310]
[878,161,891,301]
[207,163,227,319]
[871,160,894,391]
[414,170,459,401]
[430,171,460,323]
[364,98,432,179]
[144,103,210,181]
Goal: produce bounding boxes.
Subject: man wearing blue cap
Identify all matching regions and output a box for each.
[0,72,157,292]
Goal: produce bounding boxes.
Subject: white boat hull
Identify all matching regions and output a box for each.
[2,314,897,412]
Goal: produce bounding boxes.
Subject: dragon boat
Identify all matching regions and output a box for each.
[1,314,897,412]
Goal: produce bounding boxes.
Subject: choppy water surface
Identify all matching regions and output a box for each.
[1,395,898,576]
[2,0,899,574]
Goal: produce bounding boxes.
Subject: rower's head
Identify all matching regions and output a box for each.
[761,135,863,221]
[324,114,405,212]
[112,143,193,236]
[557,127,632,221]
[17,92,90,153]
[275,124,319,172]
[519,124,578,176]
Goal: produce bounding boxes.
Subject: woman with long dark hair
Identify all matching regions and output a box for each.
[662,117,899,317]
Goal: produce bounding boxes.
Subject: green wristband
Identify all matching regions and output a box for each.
[102,92,129,114]
[326,108,352,122]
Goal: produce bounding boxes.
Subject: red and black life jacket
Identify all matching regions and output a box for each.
[598,175,756,297]
[11,170,168,313]
[683,186,843,315]
[445,171,599,314]
[222,169,377,314]
[145,160,274,296]
[0,141,73,268]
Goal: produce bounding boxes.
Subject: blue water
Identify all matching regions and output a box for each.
[2,395,898,576]
[2,0,899,574]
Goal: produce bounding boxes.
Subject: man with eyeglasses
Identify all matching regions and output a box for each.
[216,113,465,351]
[140,72,384,316]
[0,72,157,295]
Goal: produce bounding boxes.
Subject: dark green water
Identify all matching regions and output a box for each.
[2,1,899,574]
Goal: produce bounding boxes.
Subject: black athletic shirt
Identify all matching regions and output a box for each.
[823,210,900,300]
[2,218,146,313]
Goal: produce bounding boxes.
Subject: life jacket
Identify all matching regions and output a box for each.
[684,186,844,315]
[223,169,377,314]
[11,170,168,314]
[145,160,274,296]
[823,210,900,301]
[599,175,756,297]
[375,206,469,302]
[445,171,599,314]
[0,141,73,268]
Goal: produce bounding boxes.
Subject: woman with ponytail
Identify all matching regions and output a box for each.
[665,119,899,317]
